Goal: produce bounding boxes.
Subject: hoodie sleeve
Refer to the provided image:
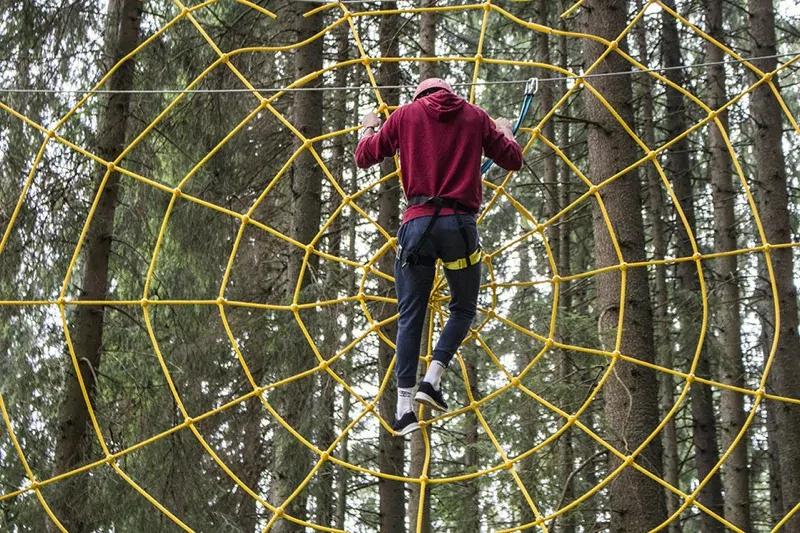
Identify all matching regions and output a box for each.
[481,112,523,171]
[354,110,401,168]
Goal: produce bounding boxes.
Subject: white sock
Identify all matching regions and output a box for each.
[423,360,447,390]
[397,387,414,419]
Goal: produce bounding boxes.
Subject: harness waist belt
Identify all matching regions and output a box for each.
[406,196,477,214]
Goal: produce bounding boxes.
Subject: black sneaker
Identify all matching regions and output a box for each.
[415,381,448,412]
[392,411,420,437]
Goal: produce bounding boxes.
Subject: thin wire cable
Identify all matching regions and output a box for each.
[1,51,797,95]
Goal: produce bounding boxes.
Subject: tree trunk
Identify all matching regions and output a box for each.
[335,145,363,530]
[513,250,539,531]
[555,14,580,531]
[537,5,574,531]
[372,4,407,532]
[313,18,353,528]
[270,4,324,531]
[705,0,751,529]
[766,391,784,524]
[51,0,142,530]
[376,82,407,532]
[332,352,352,528]
[554,142,576,527]
[568,217,602,533]
[407,6,437,533]
[408,308,431,533]
[582,1,666,531]
[407,339,431,533]
[460,359,481,532]
[756,273,785,525]
[315,270,338,527]
[335,386,352,530]
[419,1,437,81]
[749,1,800,530]
[661,3,725,530]
[237,401,266,532]
[634,5,680,528]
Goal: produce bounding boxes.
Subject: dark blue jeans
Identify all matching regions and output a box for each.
[394,214,482,388]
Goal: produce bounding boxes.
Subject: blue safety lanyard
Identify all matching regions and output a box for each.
[480,77,538,175]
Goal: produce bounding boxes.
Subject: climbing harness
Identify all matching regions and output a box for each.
[400,78,537,271]
[400,196,481,270]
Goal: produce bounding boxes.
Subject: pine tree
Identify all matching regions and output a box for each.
[374,2,407,531]
[51,1,143,530]
[706,0,751,528]
[582,1,666,530]
[661,2,725,528]
[269,2,324,530]
[749,1,800,530]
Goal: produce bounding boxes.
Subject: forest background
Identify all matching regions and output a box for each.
[1,0,800,532]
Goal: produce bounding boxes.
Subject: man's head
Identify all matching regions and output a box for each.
[413,78,454,100]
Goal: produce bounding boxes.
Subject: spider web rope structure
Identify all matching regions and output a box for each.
[1,0,800,531]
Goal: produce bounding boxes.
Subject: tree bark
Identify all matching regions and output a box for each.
[237,401,266,532]
[555,12,583,530]
[572,234,605,533]
[407,350,431,533]
[756,275,785,525]
[407,307,431,533]
[749,1,800,530]
[407,6,437,533]
[460,359,481,532]
[372,4,407,532]
[766,389,784,524]
[335,144,363,530]
[51,0,142,530]
[513,250,539,530]
[538,4,574,531]
[313,18,353,528]
[705,0,751,529]
[419,1,437,81]
[634,5,680,528]
[270,4,324,531]
[314,260,338,527]
[376,79,408,533]
[582,1,666,530]
[335,385,352,530]
[661,3,725,530]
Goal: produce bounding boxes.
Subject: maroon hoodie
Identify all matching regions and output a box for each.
[355,90,523,223]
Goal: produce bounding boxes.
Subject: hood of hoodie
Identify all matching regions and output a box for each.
[417,89,465,121]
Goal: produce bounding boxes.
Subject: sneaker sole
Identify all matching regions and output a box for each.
[394,422,420,437]
[415,391,447,412]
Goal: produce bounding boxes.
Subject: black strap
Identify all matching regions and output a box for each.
[401,196,477,269]
[407,195,477,214]
[455,213,471,261]
[402,202,442,267]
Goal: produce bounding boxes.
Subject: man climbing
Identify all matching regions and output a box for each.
[355,78,523,436]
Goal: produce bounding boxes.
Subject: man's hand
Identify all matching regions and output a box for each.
[494,117,515,141]
[362,111,382,130]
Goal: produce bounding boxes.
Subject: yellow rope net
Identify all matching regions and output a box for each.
[1,0,799,531]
